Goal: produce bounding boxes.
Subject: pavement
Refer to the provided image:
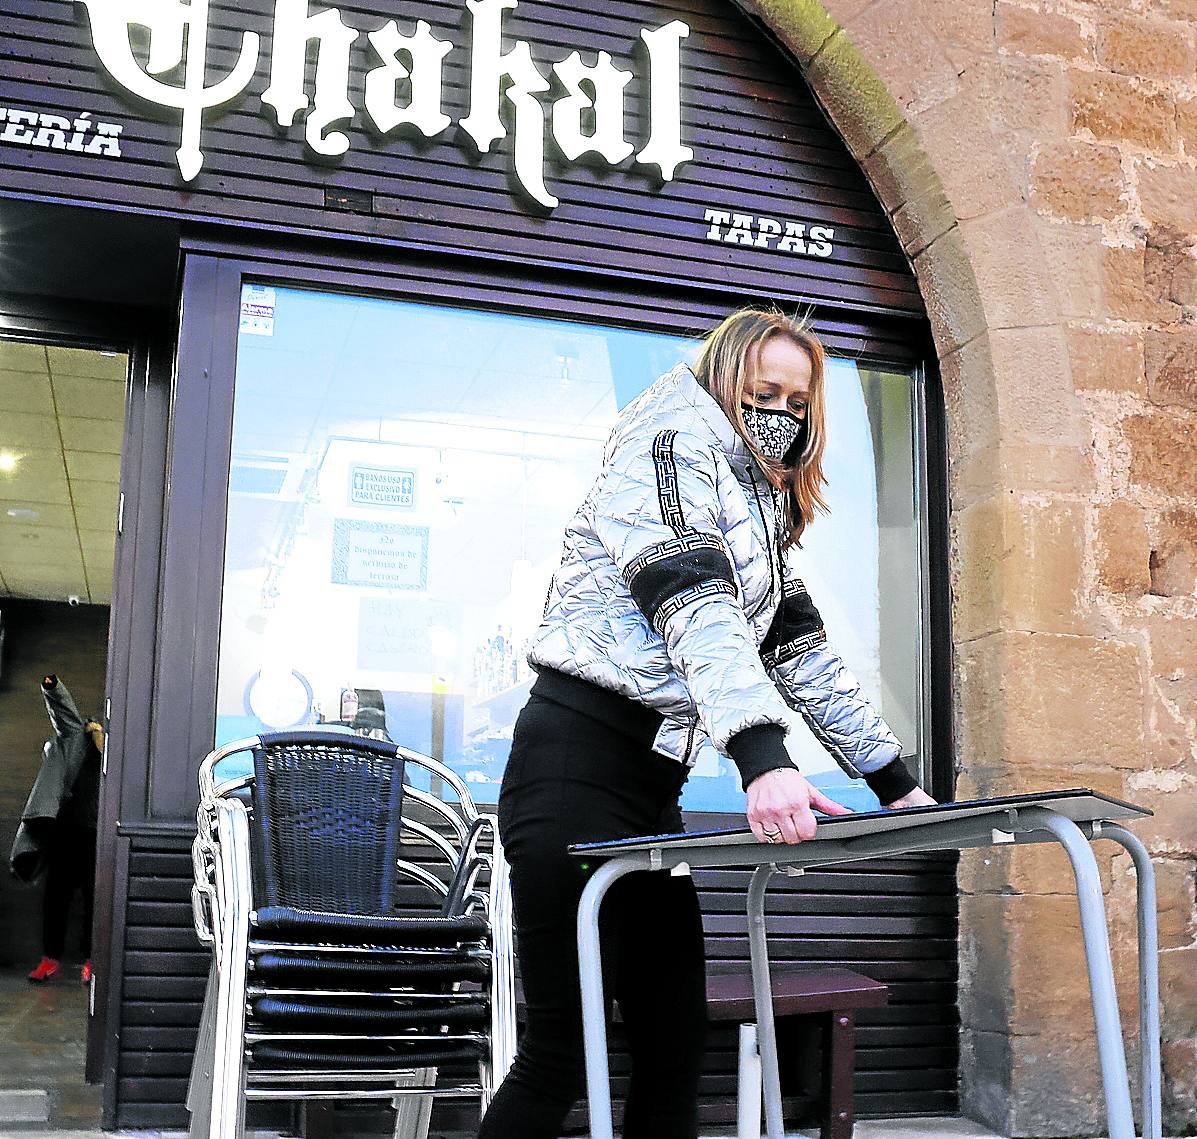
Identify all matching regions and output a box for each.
[0,1128,1014,1139]
[0,966,102,1132]
[0,1114,1177,1138]
[788,1124,1007,1139]
[0,1122,1030,1139]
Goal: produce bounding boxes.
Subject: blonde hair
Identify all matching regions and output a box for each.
[692,307,829,547]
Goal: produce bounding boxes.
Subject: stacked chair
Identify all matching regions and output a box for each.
[187,729,516,1139]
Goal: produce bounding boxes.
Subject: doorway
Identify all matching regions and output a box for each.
[0,336,129,1131]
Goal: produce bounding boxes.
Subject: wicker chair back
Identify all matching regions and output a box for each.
[250,730,405,915]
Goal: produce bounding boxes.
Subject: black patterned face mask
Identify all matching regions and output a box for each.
[741,405,805,462]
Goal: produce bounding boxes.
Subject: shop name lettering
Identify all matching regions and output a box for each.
[704,209,835,257]
[77,0,692,209]
[0,106,123,157]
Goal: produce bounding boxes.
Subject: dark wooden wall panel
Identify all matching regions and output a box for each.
[116,836,956,1129]
[0,0,920,317]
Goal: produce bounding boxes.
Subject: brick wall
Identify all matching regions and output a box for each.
[743,1,1197,1134]
[0,600,109,969]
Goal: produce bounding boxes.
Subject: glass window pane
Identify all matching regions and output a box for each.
[215,286,924,813]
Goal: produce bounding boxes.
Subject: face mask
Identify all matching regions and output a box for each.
[741,405,805,462]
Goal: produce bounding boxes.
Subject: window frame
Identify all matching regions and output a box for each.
[159,245,950,822]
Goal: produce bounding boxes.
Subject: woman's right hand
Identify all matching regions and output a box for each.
[746,766,853,844]
[884,787,937,810]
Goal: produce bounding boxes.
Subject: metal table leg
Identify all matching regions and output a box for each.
[747,865,783,1139]
[1020,808,1136,1139]
[737,1023,762,1139]
[1100,824,1161,1139]
[186,961,218,1137]
[576,856,644,1139]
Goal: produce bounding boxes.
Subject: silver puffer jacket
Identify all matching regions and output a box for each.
[528,363,903,780]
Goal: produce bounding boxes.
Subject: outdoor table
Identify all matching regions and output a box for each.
[571,790,1159,1139]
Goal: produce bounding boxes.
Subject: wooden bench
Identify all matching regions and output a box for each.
[706,966,889,1139]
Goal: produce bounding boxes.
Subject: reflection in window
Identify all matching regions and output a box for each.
[216,287,925,813]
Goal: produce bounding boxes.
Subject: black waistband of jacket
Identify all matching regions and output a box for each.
[530,667,666,749]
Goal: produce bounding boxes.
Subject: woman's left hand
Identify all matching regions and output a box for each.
[746,767,853,844]
[884,787,937,810]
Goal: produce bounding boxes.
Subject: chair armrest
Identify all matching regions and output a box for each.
[444,856,488,918]
[443,816,495,917]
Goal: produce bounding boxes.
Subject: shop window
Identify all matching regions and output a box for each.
[215,285,926,814]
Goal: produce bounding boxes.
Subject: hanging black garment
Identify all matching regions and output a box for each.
[9,677,102,883]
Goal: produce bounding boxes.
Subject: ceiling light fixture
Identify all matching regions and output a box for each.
[6,507,40,520]
[0,451,20,473]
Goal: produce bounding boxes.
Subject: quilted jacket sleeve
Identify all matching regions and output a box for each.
[762,577,919,804]
[590,427,794,785]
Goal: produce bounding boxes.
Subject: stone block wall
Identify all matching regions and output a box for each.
[744,0,1197,1133]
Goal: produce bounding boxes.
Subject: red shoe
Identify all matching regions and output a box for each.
[80,960,93,984]
[27,956,61,983]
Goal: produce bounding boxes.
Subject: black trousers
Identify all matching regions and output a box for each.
[43,822,97,959]
[478,693,708,1139]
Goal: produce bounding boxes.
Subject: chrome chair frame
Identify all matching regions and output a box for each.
[186,732,516,1139]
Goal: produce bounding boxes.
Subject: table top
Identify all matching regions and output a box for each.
[570,789,1151,857]
[706,966,889,1019]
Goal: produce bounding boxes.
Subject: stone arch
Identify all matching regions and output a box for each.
[737,0,1093,509]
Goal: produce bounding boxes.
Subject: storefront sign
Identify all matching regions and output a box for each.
[0,105,123,157]
[703,208,836,258]
[77,0,692,209]
[331,519,429,590]
[349,465,417,510]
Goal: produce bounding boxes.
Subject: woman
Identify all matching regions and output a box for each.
[479,308,935,1139]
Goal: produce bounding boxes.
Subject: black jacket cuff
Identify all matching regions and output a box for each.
[726,724,793,791]
[863,758,919,805]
